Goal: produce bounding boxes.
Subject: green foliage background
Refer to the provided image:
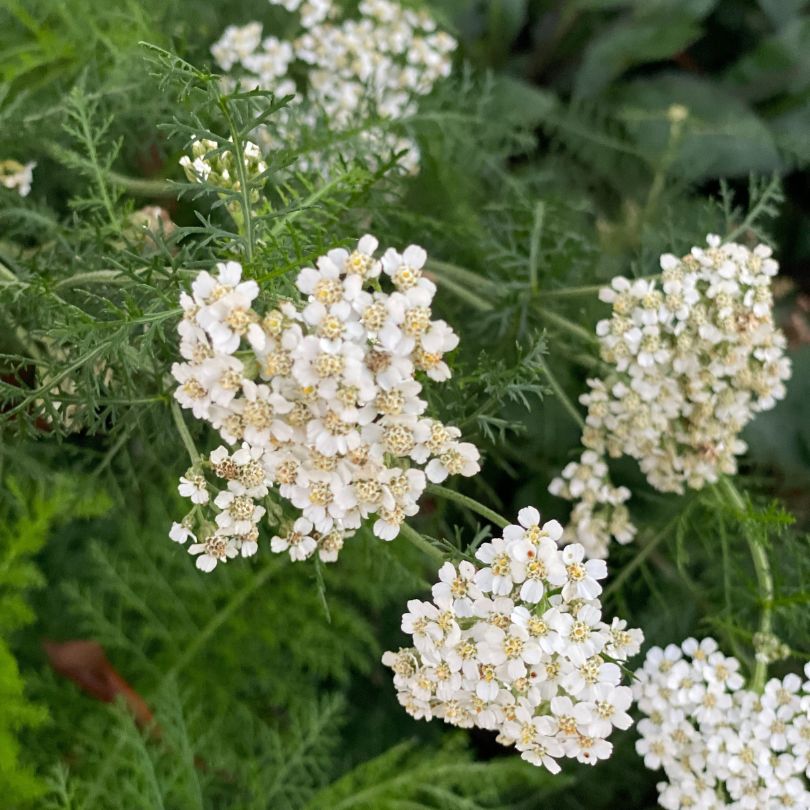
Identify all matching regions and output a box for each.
[1,0,809,807]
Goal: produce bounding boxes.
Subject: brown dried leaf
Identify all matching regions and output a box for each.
[43,639,155,731]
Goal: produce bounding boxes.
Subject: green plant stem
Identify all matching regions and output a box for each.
[427,484,510,529]
[219,99,254,263]
[164,559,281,681]
[528,201,545,294]
[107,171,176,197]
[427,259,497,295]
[542,283,605,298]
[170,400,201,466]
[643,108,687,219]
[603,514,680,599]
[399,522,444,565]
[53,270,130,289]
[718,476,773,693]
[536,354,585,430]
[536,307,599,346]
[0,260,20,283]
[435,274,494,312]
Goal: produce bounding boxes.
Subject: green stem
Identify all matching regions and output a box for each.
[603,514,680,599]
[718,476,773,692]
[219,99,254,263]
[434,273,493,312]
[163,559,281,681]
[53,270,129,289]
[107,171,176,197]
[536,307,599,346]
[542,283,605,298]
[643,106,687,220]
[537,354,585,430]
[399,522,444,565]
[0,260,20,283]
[171,399,201,466]
[427,484,510,529]
[528,201,545,295]
[427,259,498,295]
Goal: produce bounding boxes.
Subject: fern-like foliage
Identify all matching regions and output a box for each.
[305,735,568,810]
[40,683,343,810]
[0,477,110,807]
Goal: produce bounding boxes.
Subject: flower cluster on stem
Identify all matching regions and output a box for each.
[383,506,643,772]
[635,637,810,809]
[550,236,791,558]
[170,235,480,569]
[209,0,456,174]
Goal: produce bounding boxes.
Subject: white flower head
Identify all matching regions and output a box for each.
[384,507,643,773]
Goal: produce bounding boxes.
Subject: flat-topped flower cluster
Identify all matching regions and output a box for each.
[634,638,810,809]
[209,0,456,174]
[383,507,643,772]
[550,236,791,558]
[169,234,479,570]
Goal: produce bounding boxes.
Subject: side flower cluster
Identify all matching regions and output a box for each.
[550,236,791,558]
[548,449,636,559]
[170,235,480,570]
[179,137,267,193]
[635,638,810,809]
[209,0,456,174]
[0,159,35,197]
[383,507,643,772]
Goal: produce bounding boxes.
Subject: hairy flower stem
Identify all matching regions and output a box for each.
[718,476,774,693]
[399,522,444,565]
[170,399,201,466]
[427,484,510,529]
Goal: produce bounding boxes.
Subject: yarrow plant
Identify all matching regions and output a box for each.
[634,638,810,809]
[383,506,643,772]
[550,236,792,558]
[169,234,480,570]
[209,0,456,174]
[4,5,810,808]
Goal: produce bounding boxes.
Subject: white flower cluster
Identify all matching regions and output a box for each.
[548,449,636,559]
[170,234,480,570]
[383,507,643,772]
[209,0,456,174]
[179,137,267,191]
[549,236,791,558]
[0,159,36,197]
[635,638,810,809]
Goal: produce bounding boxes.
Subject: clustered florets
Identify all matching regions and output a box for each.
[635,638,810,809]
[550,236,791,558]
[0,159,36,197]
[169,234,480,570]
[209,0,456,174]
[179,137,267,192]
[383,506,643,772]
[548,449,636,559]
